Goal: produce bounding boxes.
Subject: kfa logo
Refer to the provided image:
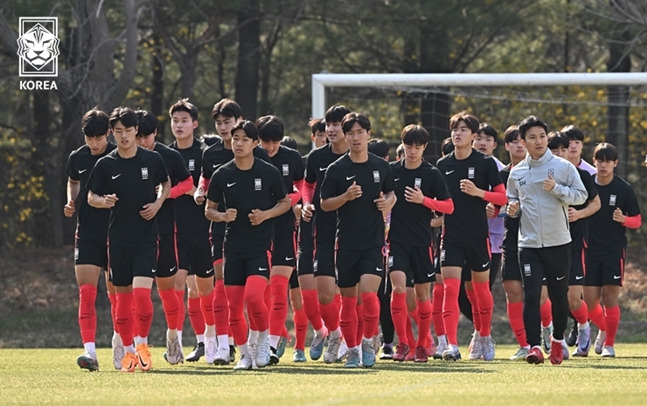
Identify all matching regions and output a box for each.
[468,167,475,179]
[16,17,59,90]
[254,178,262,191]
[282,164,289,176]
[609,194,617,206]
[414,177,422,189]
[188,159,195,171]
[141,167,149,180]
[373,170,380,183]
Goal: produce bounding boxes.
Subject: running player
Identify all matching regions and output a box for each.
[506,115,587,365]
[388,124,453,363]
[584,143,641,357]
[320,112,396,368]
[65,108,116,371]
[205,120,291,370]
[436,111,507,361]
[87,106,170,372]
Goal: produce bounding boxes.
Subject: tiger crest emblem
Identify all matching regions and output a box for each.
[16,23,60,71]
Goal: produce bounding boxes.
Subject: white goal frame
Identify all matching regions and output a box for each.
[311,72,647,119]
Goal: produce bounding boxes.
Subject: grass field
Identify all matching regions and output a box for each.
[3,344,647,405]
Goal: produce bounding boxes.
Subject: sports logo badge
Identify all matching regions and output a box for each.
[16,17,59,77]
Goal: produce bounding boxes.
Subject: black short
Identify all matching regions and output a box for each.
[440,237,491,272]
[336,247,383,289]
[585,255,624,287]
[74,237,108,269]
[569,247,586,286]
[210,233,224,265]
[177,232,213,278]
[289,267,299,289]
[388,241,435,284]
[156,232,178,278]
[297,220,314,276]
[519,244,570,290]
[313,221,336,279]
[223,247,271,286]
[109,242,157,287]
[272,228,296,267]
[501,248,522,282]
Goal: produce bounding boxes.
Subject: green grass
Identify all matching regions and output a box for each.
[3,344,647,405]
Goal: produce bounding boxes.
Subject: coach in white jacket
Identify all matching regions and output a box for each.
[506,115,587,366]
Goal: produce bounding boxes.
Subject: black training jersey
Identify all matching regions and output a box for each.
[570,168,598,250]
[88,147,169,246]
[437,149,503,240]
[588,175,640,259]
[207,158,288,252]
[202,144,271,236]
[170,138,210,234]
[305,144,346,208]
[269,145,304,230]
[388,159,450,247]
[500,164,520,252]
[320,153,395,250]
[66,142,116,241]
[154,142,191,235]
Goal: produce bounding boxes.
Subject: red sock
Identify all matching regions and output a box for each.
[335,293,342,315]
[604,305,620,346]
[213,279,229,337]
[78,284,97,344]
[588,302,606,331]
[133,287,153,339]
[301,289,323,331]
[409,308,419,343]
[319,300,340,332]
[356,301,364,345]
[158,288,179,330]
[200,289,215,326]
[507,301,528,347]
[264,283,272,315]
[406,312,416,348]
[340,296,358,348]
[115,291,134,347]
[473,280,493,337]
[188,296,205,335]
[294,307,308,351]
[246,276,270,332]
[269,275,290,337]
[108,292,119,333]
[571,300,589,325]
[361,292,379,340]
[540,298,552,328]
[175,289,186,331]
[225,285,247,345]
[391,291,409,346]
[432,283,445,336]
[443,278,460,345]
[465,287,481,332]
[416,298,432,348]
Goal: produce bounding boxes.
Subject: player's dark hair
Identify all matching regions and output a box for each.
[561,125,585,142]
[201,133,222,146]
[518,115,548,140]
[135,109,157,136]
[81,108,109,137]
[368,139,389,159]
[503,125,520,144]
[109,106,138,129]
[401,124,429,146]
[593,142,619,162]
[478,123,498,141]
[396,143,405,159]
[212,98,243,120]
[547,131,569,150]
[309,118,325,134]
[441,137,454,156]
[169,98,198,121]
[256,115,284,142]
[325,104,351,124]
[231,120,258,141]
[449,111,479,133]
[341,112,371,133]
[281,136,298,150]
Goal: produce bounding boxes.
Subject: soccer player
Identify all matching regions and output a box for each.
[301,104,351,363]
[135,110,192,365]
[506,115,587,365]
[65,108,116,371]
[309,118,327,149]
[584,143,641,357]
[320,112,396,368]
[87,107,170,372]
[547,132,601,358]
[256,115,305,364]
[388,124,453,363]
[436,111,507,361]
[205,120,291,370]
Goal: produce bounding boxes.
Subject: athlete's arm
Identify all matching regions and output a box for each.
[289,179,304,206]
[205,199,237,223]
[248,196,292,226]
[568,195,601,222]
[140,178,170,221]
[482,183,508,206]
[614,209,642,229]
[64,178,80,217]
[321,181,362,212]
[88,190,118,209]
[169,177,194,199]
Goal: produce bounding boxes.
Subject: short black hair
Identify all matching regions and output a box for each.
[449,111,479,133]
[211,98,243,120]
[341,112,371,133]
[503,125,520,144]
[325,104,351,124]
[135,109,157,136]
[368,139,389,159]
[81,108,109,137]
[401,124,429,146]
[518,115,548,140]
[281,136,298,150]
[561,125,585,142]
[478,123,498,140]
[231,120,258,141]
[593,142,619,161]
[441,137,454,155]
[109,106,138,129]
[256,115,284,142]
[169,98,198,121]
[309,118,325,134]
[547,131,569,150]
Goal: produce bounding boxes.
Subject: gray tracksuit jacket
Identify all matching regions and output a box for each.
[506,149,587,248]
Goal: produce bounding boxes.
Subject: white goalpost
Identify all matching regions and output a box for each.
[311,72,647,119]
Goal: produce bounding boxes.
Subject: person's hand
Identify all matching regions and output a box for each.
[344,181,362,201]
[301,203,315,222]
[486,202,496,218]
[507,201,520,217]
[567,207,580,222]
[223,208,237,222]
[103,193,118,208]
[404,186,424,204]
[374,191,388,211]
[248,209,267,226]
[612,207,625,224]
[63,200,75,217]
[543,173,556,192]
[194,187,206,205]
[460,179,480,197]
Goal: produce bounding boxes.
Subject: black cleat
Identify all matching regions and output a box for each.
[566,322,578,347]
[186,342,205,362]
[229,345,236,363]
[269,346,280,365]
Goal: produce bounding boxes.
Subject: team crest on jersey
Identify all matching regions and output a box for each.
[414,177,422,188]
[524,263,531,277]
[440,249,445,262]
[313,260,318,273]
[547,168,554,177]
[468,167,475,179]
[609,194,617,206]
[373,170,380,183]
[141,167,149,180]
[254,178,262,191]
[388,256,394,268]
[282,164,289,176]
[189,159,195,171]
